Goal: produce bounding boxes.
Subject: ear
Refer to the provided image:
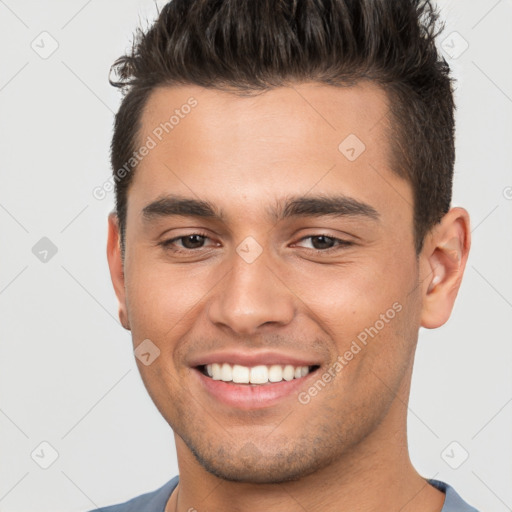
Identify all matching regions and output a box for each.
[107,212,130,330]
[419,207,471,329]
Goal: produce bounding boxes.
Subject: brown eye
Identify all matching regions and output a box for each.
[159,231,216,254]
[309,235,336,250]
[179,234,207,249]
[295,234,352,252]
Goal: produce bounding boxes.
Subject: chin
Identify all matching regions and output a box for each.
[186,439,331,484]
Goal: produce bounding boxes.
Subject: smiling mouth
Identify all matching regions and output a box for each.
[196,363,320,385]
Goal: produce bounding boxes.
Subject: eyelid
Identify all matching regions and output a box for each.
[292,234,354,251]
[158,231,216,250]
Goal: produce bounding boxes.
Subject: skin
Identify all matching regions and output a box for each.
[107,82,471,512]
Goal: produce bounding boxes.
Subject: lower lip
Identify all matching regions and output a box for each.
[193,368,318,410]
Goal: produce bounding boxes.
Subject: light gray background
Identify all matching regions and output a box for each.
[0,1,511,511]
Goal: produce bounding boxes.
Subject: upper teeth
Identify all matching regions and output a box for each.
[205,363,312,384]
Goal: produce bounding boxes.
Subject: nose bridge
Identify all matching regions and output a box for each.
[207,239,295,334]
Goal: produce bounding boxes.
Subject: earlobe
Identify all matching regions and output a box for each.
[106,212,131,330]
[420,207,471,329]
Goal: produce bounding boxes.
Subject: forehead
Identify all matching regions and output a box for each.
[130,81,412,229]
[139,81,391,156]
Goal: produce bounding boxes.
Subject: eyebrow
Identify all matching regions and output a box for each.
[141,194,380,223]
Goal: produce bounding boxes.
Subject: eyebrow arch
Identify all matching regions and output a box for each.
[269,194,380,222]
[142,195,221,221]
[141,193,380,223]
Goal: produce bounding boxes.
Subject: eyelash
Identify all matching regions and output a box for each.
[158,232,353,255]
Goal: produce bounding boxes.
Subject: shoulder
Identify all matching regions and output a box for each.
[429,479,481,512]
[85,475,179,512]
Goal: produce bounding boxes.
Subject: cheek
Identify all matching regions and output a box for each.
[284,254,419,380]
[287,255,413,329]
[124,255,214,341]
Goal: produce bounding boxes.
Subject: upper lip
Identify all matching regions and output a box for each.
[189,350,322,368]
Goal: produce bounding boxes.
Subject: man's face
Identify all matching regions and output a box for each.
[116,82,423,483]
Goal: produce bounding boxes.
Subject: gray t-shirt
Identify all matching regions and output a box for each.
[89,476,481,512]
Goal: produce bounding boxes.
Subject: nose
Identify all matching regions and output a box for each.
[207,244,296,335]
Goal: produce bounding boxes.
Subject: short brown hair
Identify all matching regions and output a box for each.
[110,0,455,255]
